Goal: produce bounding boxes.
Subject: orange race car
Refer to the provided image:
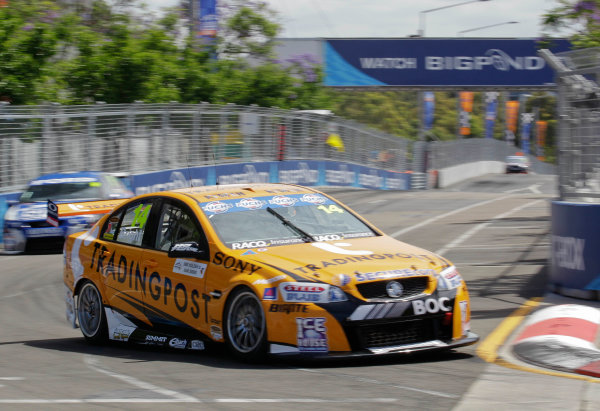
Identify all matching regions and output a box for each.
[63,183,478,361]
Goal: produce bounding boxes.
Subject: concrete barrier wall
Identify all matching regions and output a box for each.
[436,161,505,188]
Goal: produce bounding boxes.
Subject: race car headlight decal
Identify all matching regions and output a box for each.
[3,206,19,221]
[328,285,348,302]
[436,266,463,291]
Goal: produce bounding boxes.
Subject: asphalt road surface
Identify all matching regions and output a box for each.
[0,173,557,410]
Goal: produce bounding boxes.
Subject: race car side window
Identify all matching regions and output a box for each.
[102,212,122,241]
[154,201,208,257]
[112,201,154,246]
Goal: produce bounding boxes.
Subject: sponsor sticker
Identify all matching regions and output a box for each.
[235,198,265,210]
[263,287,278,300]
[231,240,269,250]
[202,201,232,214]
[210,325,223,341]
[268,196,298,207]
[296,317,328,352]
[412,297,451,315]
[173,259,207,278]
[354,269,423,282]
[269,303,308,314]
[169,338,188,349]
[459,300,470,333]
[190,340,205,350]
[279,282,329,303]
[440,266,463,288]
[300,194,327,205]
[146,335,168,344]
[112,326,136,342]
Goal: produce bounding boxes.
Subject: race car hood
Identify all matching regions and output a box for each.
[239,235,450,285]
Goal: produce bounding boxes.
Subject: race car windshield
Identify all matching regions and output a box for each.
[506,156,527,164]
[20,182,104,202]
[200,194,378,248]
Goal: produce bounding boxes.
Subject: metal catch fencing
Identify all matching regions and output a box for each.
[428,138,556,175]
[541,47,600,202]
[0,102,409,192]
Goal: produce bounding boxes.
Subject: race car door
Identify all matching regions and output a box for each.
[99,199,155,325]
[140,199,210,341]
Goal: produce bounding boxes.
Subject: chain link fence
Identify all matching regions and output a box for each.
[428,138,556,175]
[541,47,600,202]
[0,102,409,192]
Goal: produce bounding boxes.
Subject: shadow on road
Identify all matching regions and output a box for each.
[12,336,475,370]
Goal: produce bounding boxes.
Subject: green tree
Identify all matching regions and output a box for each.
[0,1,71,104]
[542,1,600,48]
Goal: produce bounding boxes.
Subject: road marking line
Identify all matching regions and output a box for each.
[504,183,541,194]
[390,194,514,238]
[0,285,54,301]
[0,378,24,381]
[84,356,199,402]
[435,199,543,256]
[297,368,457,398]
[0,398,398,404]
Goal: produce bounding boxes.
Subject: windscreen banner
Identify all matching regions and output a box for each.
[324,39,571,87]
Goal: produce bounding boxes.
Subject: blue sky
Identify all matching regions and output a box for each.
[146,0,571,39]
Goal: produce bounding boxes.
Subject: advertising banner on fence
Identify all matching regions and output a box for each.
[536,120,547,158]
[520,113,534,154]
[552,201,600,297]
[131,161,411,195]
[197,0,218,39]
[484,92,499,139]
[423,92,435,130]
[324,39,571,87]
[505,100,519,144]
[459,91,474,136]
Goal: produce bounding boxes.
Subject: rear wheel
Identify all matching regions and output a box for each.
[77,281,107,344]
[224,288,267,362]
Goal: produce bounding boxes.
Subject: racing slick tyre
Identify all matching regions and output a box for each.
[77,281,108,344]
[224,287,268,362]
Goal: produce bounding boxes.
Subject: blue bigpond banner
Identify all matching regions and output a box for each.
[551,201,600,295]
[131,161,411,196]
[324,39,571,87]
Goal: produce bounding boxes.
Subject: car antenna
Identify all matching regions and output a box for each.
[186,154,193,188]
[212,152,220,187]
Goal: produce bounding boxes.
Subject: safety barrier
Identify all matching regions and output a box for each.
[542,47,600,300]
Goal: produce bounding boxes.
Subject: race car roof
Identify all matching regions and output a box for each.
[28,171,104,186]
[172,183,318,202]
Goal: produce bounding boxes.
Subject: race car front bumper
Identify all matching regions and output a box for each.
[269,331,479,358]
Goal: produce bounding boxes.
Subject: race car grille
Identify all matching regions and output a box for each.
[355,276,429,300]
[29,221,64,228]
[346,316,452,349]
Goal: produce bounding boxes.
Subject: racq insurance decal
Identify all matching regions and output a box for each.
[199,194,335,215]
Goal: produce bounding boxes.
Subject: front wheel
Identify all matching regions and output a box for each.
[224,288,267,362]
[77,281,108,344]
